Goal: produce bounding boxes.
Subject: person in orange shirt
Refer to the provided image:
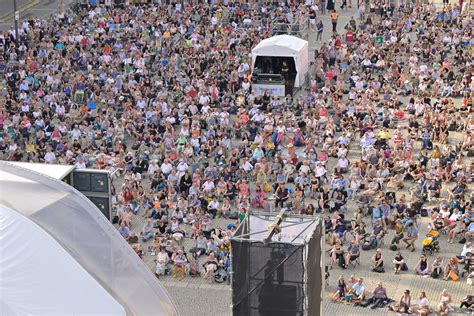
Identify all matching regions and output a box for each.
[331,11,339,33]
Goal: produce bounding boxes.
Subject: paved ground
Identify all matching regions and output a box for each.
[0,0,73,31]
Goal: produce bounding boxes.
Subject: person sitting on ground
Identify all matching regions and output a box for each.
[344,239,360,267]
[456,241,472,264]
[206,236,219,255]
[352,221,369,244]
[330,239,346,268]
[390,218,404,249]
[189,232,207,258]
[414,254,430,276]
[461,251,474,278]
[465,221,474,240]
[274,185,289,209]
[369,220,385,248]
[447,211,466,244]
[393,251,405,274]
[371,248,384,273]
[122,207,133,227]
[141,218,155,242]
[435,289,452,315]
[152,234,163,253]
[410,291,431,316]
[431,256,444,279]
[202,252,219,283]
[155,247,170,277]
[432,214,446,232]
[331,275,348,301]
[172,249,188,281]
[402,222,419,252]
[133,243,144,260]
[460,295,474,311]
[118,221,131,241]
[389,289,411,313]
[349,277,366,302]
[443,257,460,281]
[366,282,388,309]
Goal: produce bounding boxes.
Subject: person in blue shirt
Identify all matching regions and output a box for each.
[379,199,391,230]
[349,278,366,301]
[316,20,324,41]
[118,221,131,241]
[421,128,432,150]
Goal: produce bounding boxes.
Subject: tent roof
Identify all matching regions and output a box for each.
[0,162,178,316]
[252,35,308,57]
[5,162,75,180]
[0,205,126,316]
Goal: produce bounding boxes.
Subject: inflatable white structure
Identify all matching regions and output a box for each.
[251,35,309,88]
[0,161,178,316]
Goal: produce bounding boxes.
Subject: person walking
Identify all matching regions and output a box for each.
[321,0,327,14]
[316,20,324,41]
[340,0,347,9]
[331,10,339,33]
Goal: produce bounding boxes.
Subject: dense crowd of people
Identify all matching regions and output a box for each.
[0,0,473,311]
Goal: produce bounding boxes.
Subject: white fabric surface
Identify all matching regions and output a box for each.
[0,205,126,316]
[0,161,178,316]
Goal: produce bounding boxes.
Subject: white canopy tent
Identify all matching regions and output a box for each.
[251,35,309,88]
[0,161,178,316]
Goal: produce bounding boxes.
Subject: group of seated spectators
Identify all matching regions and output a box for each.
[332,275,474,314]
[331,277,393,309]
[1,0,472,311]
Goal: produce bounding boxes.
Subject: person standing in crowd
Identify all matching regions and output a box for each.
[316,20,324,41]
[331,10,339,32]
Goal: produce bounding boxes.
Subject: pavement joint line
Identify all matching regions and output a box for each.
[0,0,39,23]
[24,7,65,11]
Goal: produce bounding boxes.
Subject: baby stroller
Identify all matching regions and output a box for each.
[422,230,440,255]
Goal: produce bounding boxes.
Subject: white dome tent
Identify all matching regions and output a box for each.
[0,161,178,316]
[251,35,309,88]
[0,205,126,316]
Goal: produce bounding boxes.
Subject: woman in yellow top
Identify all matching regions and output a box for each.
[429,146,442,171]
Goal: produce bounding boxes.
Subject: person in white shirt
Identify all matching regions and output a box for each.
[75,157,86,169]
[202,179,215,193]
[161,160,173,176]
[241,159,254,172]
[315,162,327,179]
[44,149,56,163]
[457,242,472,263]
[176,160,189,178]
[69,126,82,140]
[155,247,170,276]
[336,157,350,173]
[148,160,159,176]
